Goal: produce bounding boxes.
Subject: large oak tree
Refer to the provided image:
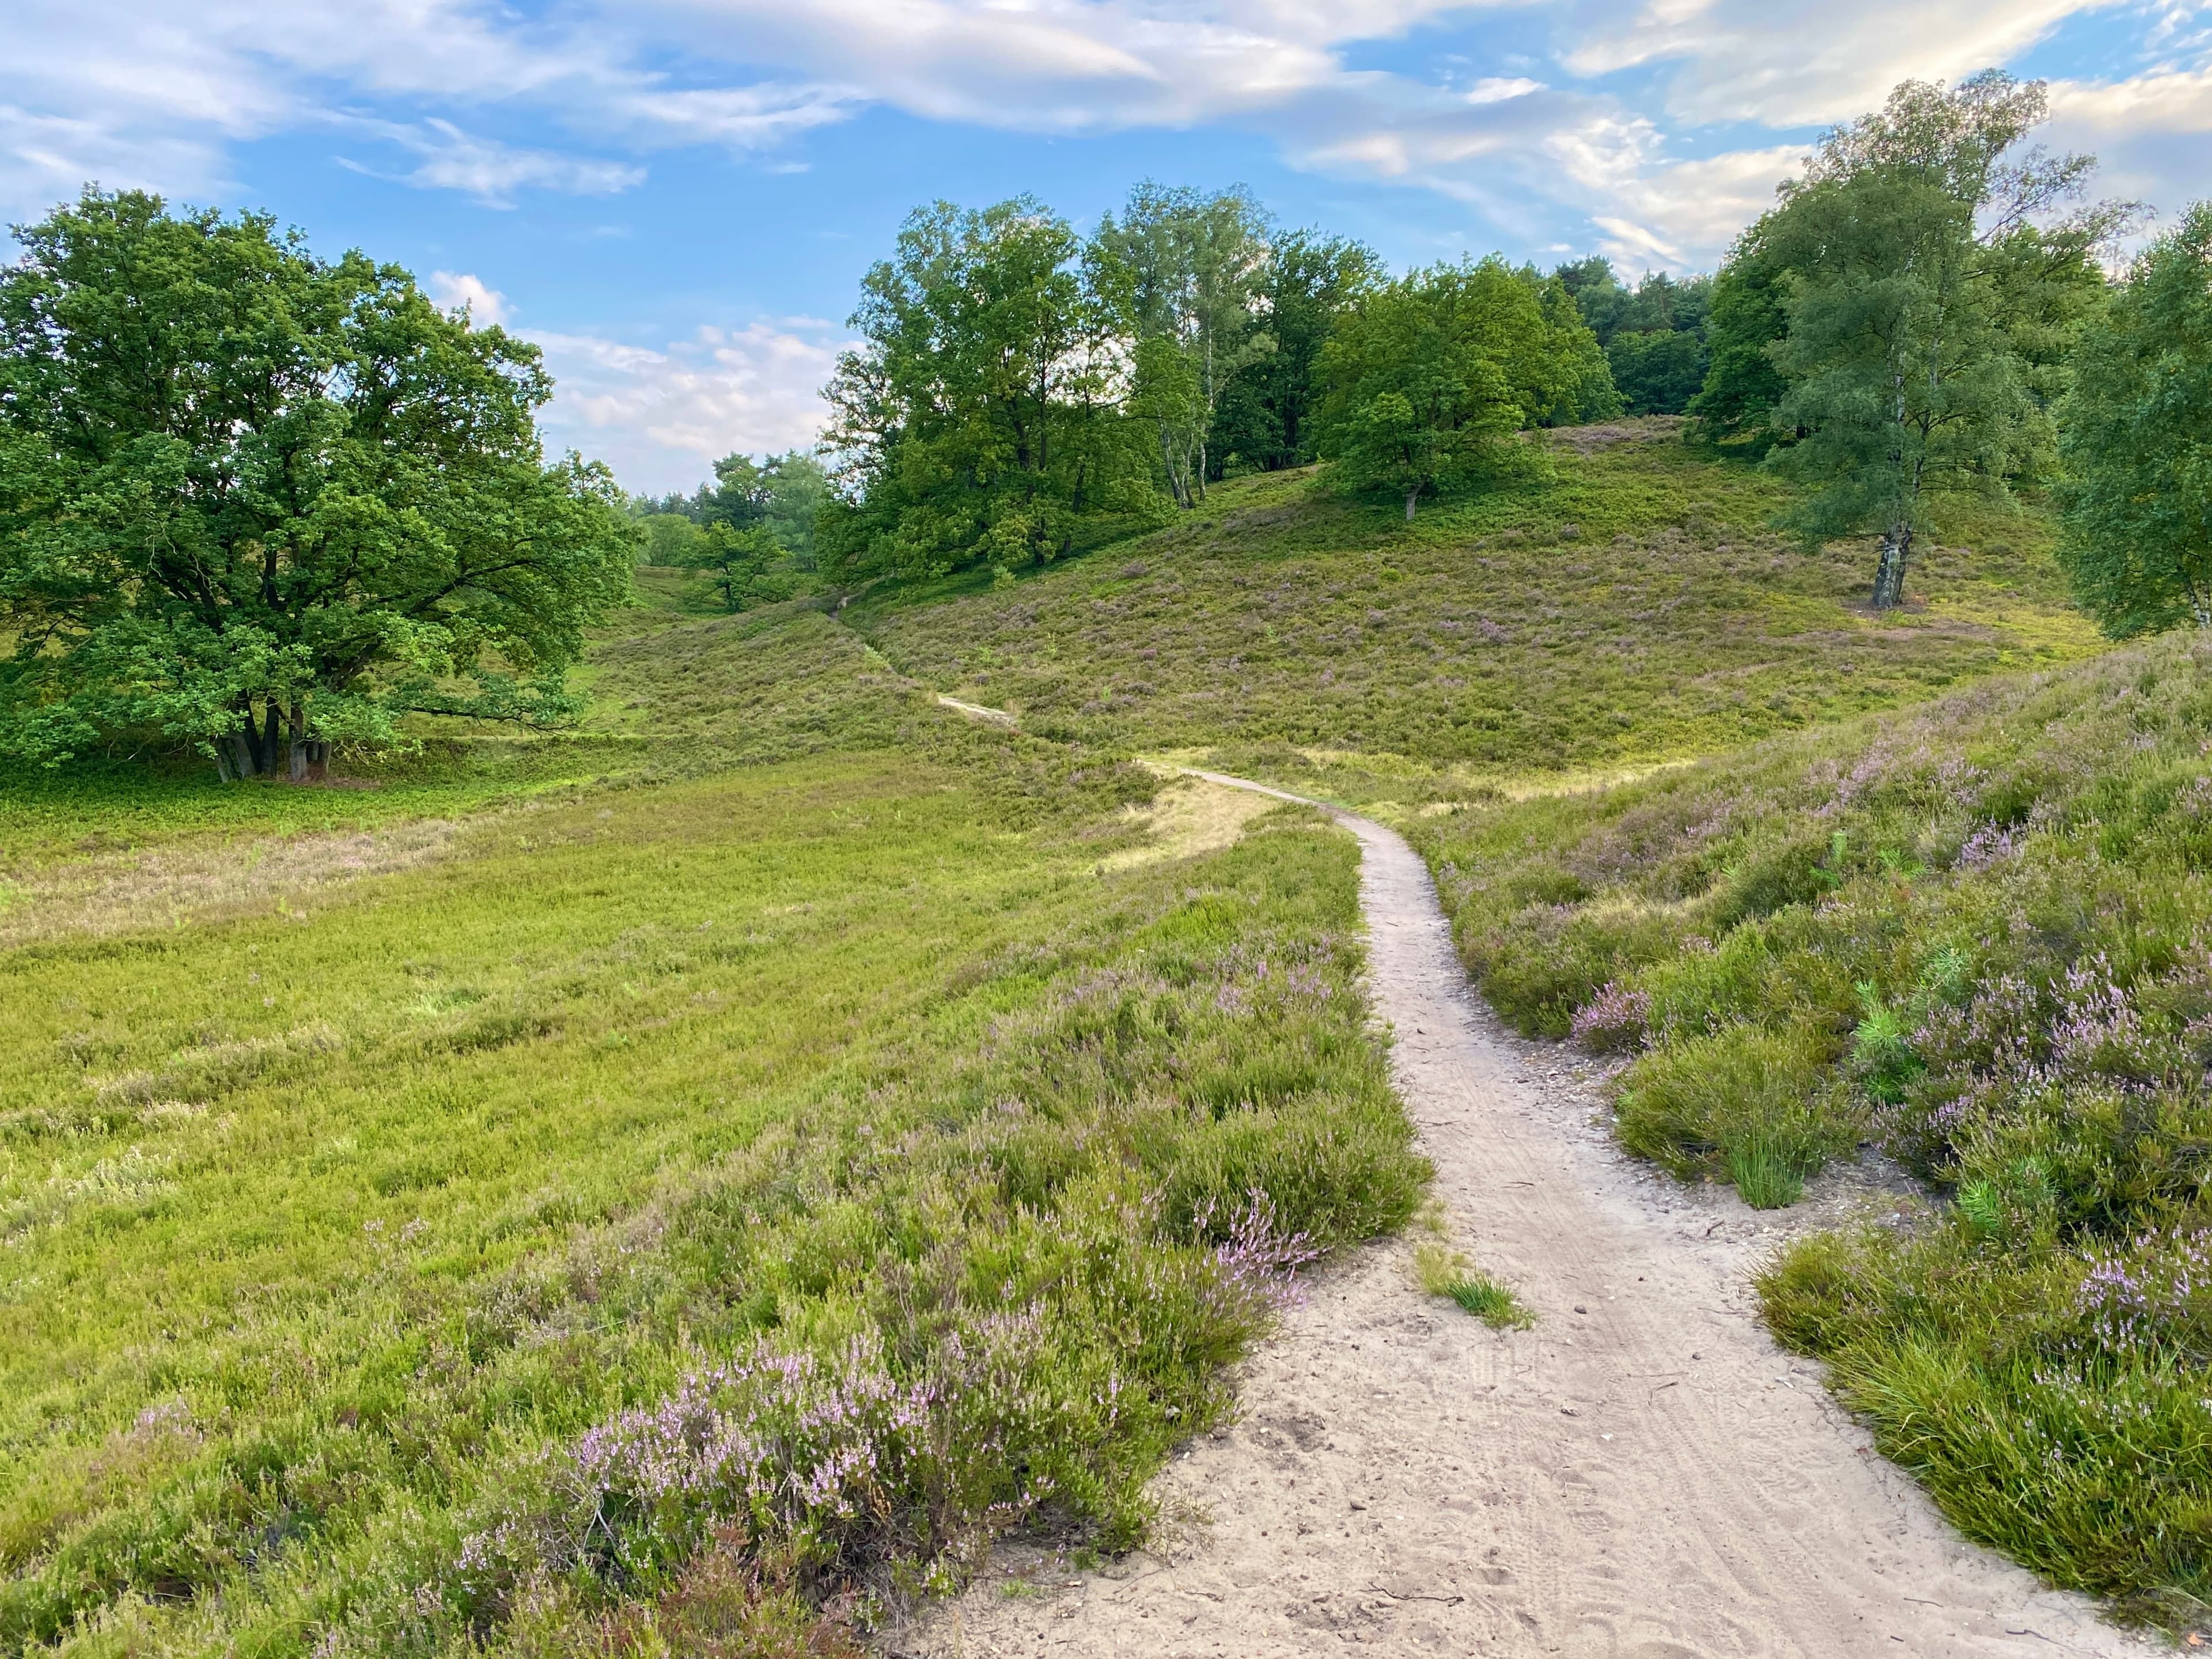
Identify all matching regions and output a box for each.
[0,190,632,776]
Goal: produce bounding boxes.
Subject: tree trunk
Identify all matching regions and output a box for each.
[1160,425,1189,509]
[228,732,259,779]
[1872,527,1911,610]
[214,745,236,784]
[1404,486,1421,522]
[260,701,285,774]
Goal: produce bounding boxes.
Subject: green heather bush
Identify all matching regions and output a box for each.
[1417,631,2212,1622]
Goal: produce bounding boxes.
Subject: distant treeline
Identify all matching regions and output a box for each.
[650,192,1703,596]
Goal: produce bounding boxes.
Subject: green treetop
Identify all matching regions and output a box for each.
[1090,183,1276,508]
[819,198,1149,581]
[0,189,632,776]
[1752,73,2121,608]
[1317,259,1605,519]
[2058,203,2212,635]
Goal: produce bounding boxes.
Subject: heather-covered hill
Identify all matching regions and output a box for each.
[832,422,2098,803]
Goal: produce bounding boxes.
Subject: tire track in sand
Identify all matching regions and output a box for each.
[899,774,2145,1659]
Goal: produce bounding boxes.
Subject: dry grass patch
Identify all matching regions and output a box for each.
[1101,777,1279,871]
[0,817,468,945]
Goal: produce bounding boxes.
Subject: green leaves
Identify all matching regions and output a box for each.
[823,198,1152,582]
[2056,203,2212,638]
[1764,169,2036,562]
[1683,71,2117,605]
[0,188,633,771]
[1315,259,1586,517]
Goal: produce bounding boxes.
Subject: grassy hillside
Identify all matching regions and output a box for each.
[0,668,1422,1652]
[0,419,2147,1647]
[840,422,2100,806]
[1414,637,2212,1624]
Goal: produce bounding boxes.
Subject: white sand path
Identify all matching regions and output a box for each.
[899,776,2146,1659]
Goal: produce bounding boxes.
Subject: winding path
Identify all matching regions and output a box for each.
[902,775,2141,1658]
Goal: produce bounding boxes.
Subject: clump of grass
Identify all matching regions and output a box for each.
[1411,1214,1535,1330]
[1442,1271,1536,1329]
[1615,1024,1853,1209]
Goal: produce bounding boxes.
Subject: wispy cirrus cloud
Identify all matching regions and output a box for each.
[5,0,2202,263]
[334,118,644,206]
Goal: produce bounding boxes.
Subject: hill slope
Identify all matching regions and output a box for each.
[838,422,2098,804]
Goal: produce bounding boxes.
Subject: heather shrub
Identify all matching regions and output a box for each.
[1418,632,2212,1621]
[1465,896,1687,1039]
[1569,981,1650,1052]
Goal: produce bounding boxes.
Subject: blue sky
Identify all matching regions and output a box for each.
[6,1,2209,493]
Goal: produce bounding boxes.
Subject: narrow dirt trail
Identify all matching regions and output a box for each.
[900,778,2143,1659]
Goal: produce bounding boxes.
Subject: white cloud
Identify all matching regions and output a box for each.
[613,82,859,149]
[2048,67,2212,221]
[531,320,850,492]
[427,270,512,327]
[4,0,2196,319]
[1565,0,2103,127]
[1588,143,1806,267]
[336,118,644,206]
[1467,77,1544,105]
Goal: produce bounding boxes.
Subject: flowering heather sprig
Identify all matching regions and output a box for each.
[458,1330,1017,1604]
[2047,953,2172,1089]
[1570,982,1650,1053]
[1194,1187,1321,1313]
[2074,1228,2212,1358]
[1956,821,2022,871]
[1816,744,1900,818]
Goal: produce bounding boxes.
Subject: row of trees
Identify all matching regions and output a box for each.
[813,73,2211,630]
[815,187,1622,578]
[7,74,2209,774]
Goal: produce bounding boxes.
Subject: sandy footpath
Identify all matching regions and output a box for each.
[895,786,2146,1659]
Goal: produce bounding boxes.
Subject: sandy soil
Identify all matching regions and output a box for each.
[894,785,2147,1659]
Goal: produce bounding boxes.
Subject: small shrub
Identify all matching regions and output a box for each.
[1570,981,1649,1052]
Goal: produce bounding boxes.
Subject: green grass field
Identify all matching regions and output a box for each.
[1,420,2173,1649]
[0,734,1422,1654]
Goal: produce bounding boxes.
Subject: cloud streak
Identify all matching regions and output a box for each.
[5,0,2204,487]
[4,0,2198,267]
